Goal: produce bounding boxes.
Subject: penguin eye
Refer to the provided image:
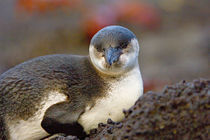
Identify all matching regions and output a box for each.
[95,45,103,52]
[119,42,128,49]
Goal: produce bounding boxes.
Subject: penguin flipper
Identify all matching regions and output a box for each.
[41,101,86,138]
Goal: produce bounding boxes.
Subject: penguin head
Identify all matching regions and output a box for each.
[89,25,140,75]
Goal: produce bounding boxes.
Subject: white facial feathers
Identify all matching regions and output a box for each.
[89,38,140,75]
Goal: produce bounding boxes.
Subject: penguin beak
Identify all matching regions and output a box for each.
[105,47,122,66]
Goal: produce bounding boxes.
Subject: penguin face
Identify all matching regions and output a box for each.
[89,25,140,75]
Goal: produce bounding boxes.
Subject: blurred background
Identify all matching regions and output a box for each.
[0,0,209,92]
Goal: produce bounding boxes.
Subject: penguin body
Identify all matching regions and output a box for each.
[0,26,143,139]
[78,64,142,132]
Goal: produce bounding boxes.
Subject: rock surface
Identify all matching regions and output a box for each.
[52,79,210,140]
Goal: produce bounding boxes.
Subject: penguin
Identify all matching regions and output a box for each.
[0,25,143,140]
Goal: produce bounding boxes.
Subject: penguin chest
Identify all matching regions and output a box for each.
[78,68,143,133]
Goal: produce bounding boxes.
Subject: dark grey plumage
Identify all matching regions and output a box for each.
[0,55,107,139]
[91,26,137,52]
